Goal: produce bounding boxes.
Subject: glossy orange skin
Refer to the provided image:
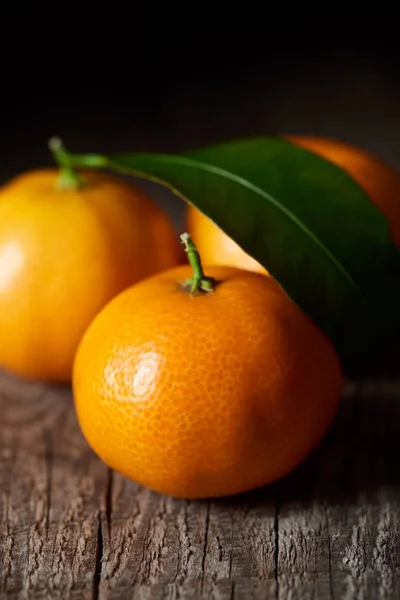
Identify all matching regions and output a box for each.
[0,169,181,382]
[73,265,342,499]
[186,136,400,271]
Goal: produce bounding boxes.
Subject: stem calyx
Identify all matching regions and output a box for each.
[180,232,216,295]
[48,136,83,190]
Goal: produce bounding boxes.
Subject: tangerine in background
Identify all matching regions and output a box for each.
[0,140,181,383]
[186,136,400,271]
[73,233,342,499]
[186,206,268,274]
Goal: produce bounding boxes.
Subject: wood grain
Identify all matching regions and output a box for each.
[0,372,109,599]
[1,371,400,599]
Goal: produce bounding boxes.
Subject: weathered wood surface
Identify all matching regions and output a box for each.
[1,370,400,600]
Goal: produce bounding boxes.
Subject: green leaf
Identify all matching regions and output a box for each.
[72,136,400,377]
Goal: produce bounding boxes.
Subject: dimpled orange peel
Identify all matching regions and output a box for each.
[73,231,343,499]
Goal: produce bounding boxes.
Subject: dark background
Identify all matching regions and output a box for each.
[0,12,399,183]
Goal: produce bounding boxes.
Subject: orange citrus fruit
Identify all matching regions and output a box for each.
[73,234,342,499]
[186,207,268,274]
[0,158,181,383]
[186,136,400,271]
[284,135,400,249]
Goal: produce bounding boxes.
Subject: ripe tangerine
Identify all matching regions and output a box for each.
[73,234,342,499]
[186,136,400,271]
[0,140,181,382]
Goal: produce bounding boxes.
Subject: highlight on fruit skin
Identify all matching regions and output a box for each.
[73,233,343,500]
[0,138,181,383]
[186,136,400,271]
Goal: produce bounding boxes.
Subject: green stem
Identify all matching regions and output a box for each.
[48,136,83,190]
[180,232,216,294]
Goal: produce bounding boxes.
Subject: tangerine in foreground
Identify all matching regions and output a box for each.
[73,233,343,499]
[0,138,180,382]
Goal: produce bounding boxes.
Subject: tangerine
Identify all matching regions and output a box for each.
[186,136,400,271]
[73,233,342,499]
[186,207,268,274]
[0,139,181,382]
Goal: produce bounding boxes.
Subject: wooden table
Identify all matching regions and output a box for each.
[1,370,399,599]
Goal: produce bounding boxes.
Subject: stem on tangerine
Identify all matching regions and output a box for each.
[180,232,216,294]
[48,136,83,191]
